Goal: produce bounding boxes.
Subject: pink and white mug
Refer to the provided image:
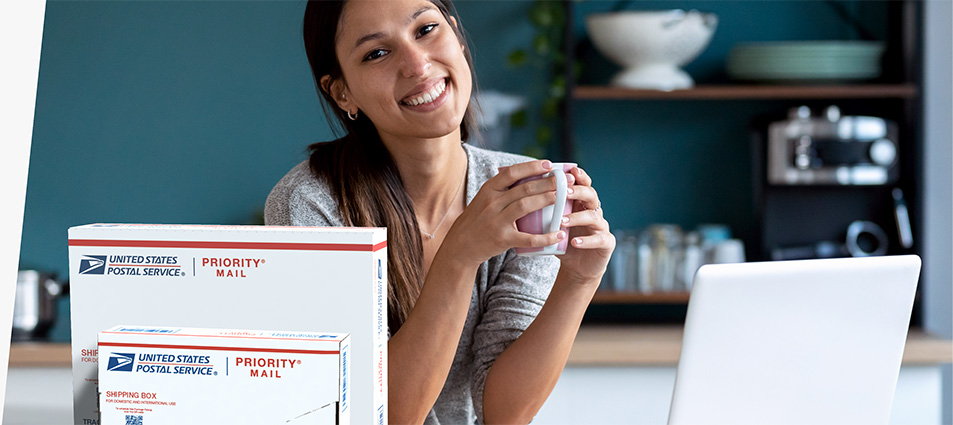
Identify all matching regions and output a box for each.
[513,162,576,256]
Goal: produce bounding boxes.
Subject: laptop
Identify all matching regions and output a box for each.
[668,255,921,425]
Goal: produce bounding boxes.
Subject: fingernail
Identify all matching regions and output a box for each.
[542,160,552,170]
[573,238,583,246]
[561,216,569,224]
[567,174,575,184]
[567,187,574,194]
[557,231,567,240]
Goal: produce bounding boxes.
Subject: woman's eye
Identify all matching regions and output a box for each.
[363,49,387,62]
[417,23,438,38]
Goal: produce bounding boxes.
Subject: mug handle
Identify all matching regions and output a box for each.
[547,169,568,234]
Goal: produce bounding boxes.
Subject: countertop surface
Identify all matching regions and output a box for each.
[566,325,953,366]
[9,325,952,367]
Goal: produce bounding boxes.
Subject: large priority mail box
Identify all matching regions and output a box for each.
[69,224,387,425]
[98,326,350,425]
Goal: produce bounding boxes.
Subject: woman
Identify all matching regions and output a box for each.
[264,0,614,423]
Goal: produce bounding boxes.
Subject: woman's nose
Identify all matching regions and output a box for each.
[399,44,432,79]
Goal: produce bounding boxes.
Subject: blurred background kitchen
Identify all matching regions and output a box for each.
[10,1,952,424]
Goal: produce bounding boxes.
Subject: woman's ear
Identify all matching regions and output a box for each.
[449,16,464,51]
[450,16,467,50]
[320,75,354,112]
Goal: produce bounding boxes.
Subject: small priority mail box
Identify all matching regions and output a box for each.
[69,224,387,425]
[98,326,350,425]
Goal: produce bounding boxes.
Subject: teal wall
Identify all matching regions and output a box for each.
[21,0,889,341]
[23,0,331,341]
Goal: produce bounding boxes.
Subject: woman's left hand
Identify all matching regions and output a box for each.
[559,166,615,284]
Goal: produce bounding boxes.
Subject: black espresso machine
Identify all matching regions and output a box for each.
[751,105,914,262]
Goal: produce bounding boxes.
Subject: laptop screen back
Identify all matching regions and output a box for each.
[668,255,921,425]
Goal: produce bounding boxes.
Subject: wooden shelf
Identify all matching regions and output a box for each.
[572,84,919,100]
[591,291,691,304]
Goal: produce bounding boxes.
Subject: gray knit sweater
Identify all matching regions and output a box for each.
[264,143,559,425]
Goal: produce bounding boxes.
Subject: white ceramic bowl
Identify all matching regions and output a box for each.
[586,10,718,90]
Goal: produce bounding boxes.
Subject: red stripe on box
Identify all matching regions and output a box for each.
[98,342,339,355]
[100,331,343,342]
[69,239,387,252]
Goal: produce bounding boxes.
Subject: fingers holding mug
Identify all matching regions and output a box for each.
[561,207,607,231]
[492,160,554,191]
[569,166,592,188]
[501,189,560,224]
[512,162,576,256]
[567,183,601,213]
[499,173,559,212]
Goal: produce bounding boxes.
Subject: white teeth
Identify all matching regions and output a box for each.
[405,80,447,106]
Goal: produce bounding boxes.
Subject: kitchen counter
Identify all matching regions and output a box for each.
[8,342,71,367]
[9,325,952,367]
[567,325,953,366]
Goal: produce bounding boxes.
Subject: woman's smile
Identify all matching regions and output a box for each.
[400,77,450,112]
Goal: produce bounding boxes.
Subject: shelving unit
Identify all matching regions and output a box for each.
[591,291,691,305]
[560,1,924,320]
[573,84,918,100]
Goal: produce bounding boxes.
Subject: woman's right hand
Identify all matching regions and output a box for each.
[442,159,566,267]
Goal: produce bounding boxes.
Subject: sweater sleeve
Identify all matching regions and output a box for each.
[469,250,559,424]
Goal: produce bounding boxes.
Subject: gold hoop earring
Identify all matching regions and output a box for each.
[347,110,358,121]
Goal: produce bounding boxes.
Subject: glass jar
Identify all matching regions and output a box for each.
[602,230,640,292]
[637,224,684,293]
[679,231,704,290]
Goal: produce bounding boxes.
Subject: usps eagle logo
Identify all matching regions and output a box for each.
[79,255,107,275]
[107,353,135,372]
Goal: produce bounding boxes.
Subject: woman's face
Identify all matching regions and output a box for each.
[330,0,472,143]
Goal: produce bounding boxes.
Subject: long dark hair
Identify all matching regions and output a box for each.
[302,0,480,332]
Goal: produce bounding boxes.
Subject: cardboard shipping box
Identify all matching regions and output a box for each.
[98,326,350,425]
[69,224,387,425]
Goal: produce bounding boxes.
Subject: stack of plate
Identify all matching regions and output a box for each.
[726,41,885,82]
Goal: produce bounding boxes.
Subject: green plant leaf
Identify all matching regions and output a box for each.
[533,34,550,56]
[507,49,528,67]
[511,109,528,128]
[524,144,545,159]
[541,97,559,119]
[573,61,584,79]
[536,125,552,144]
[549,76,566,99]
[529,2,554,28]
[550,3,566,28]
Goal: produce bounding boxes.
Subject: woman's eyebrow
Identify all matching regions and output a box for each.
[352,5,436,51]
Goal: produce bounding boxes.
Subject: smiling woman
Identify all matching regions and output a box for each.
[321,0,475,144]
[263,1,614,424]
